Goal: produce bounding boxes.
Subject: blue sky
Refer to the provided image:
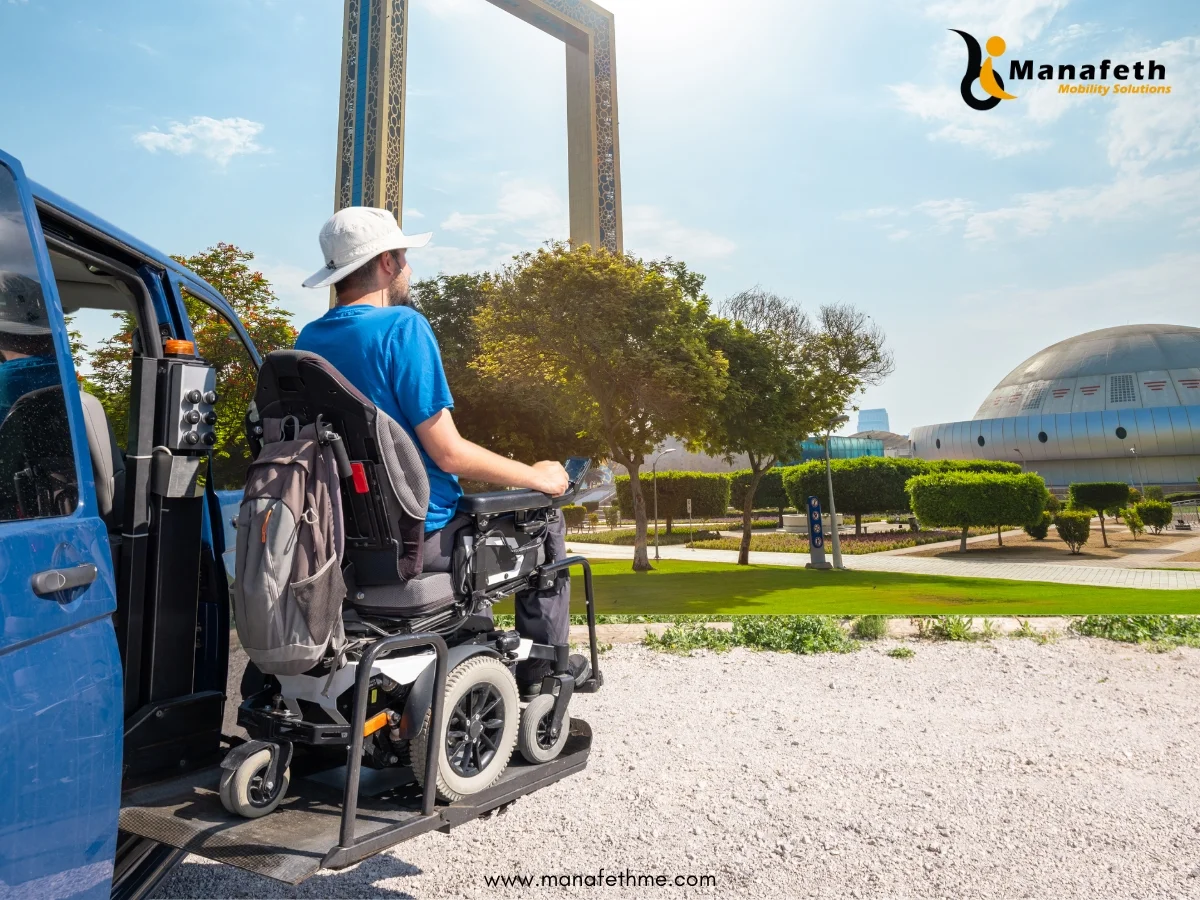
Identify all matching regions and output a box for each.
[2,0,1198,435]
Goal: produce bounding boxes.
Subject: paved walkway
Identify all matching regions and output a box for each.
[564,539,1200,590]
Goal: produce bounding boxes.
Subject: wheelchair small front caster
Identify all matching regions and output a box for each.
[219,748,290,818]
[518,693,570,764]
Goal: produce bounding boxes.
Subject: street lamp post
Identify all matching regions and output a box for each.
[1129,447,1145,495]
[823,415,849,569]
[651,448,676,561]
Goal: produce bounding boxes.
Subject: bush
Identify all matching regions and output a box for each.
[1024,510,1051,540]
[1044,493,1063,514]
[582,500,600,513]
[1135,499,1172,534]
[782,456,928,535]
[729,468,789,514]
[1165,491,1200,502]
[603,506,620,528]
[1144,485,1165,501]
[930,460,1022,475]
[561,504,586,530]
[1054,509,1091,553]
[614,471,731,532]
[643,616,857,655]
[1073,615,1200,644]
[1122,506,1144,539]
[851,615,889,640]
[905,472,1048,550]
[587,512,600,529]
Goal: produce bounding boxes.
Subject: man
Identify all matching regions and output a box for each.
[296,207,588,694]
[0,272,60,422]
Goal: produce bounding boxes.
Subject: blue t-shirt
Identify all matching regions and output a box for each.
[295,305,462,532]
[0,354,60,422]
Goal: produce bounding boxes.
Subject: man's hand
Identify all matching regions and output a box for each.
[530,460,570,497]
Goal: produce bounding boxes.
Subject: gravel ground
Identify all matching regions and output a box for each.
[158,637,1200,899]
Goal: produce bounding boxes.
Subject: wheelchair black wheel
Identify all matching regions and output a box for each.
[517,693,570,764]
[411,655,519,801]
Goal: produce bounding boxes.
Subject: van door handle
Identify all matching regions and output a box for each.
[32,563,98,597]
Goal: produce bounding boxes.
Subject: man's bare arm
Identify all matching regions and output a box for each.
[415,409,569,496]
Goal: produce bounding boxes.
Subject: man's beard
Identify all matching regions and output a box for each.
[386,274,411,307]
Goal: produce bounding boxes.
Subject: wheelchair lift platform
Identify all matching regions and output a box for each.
[119,721,592,885]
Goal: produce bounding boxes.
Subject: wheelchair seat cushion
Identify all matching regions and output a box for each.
[351,572,456,618]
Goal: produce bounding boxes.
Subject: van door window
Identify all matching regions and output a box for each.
[0,166,78,520]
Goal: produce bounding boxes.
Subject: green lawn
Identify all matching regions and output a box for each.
[493,559,1200,616]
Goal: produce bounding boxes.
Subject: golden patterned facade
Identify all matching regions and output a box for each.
[335,0,622,252]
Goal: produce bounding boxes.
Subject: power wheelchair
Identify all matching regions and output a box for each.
[224,350,603,848]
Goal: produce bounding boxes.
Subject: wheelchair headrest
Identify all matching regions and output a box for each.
[250,350,429,521]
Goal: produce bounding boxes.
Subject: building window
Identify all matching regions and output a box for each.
[1109,374,1137,404]
[935,438,941,449]
[1115,426,1127,440]
[1021,385,1048,411]
[1038,431,1048,443]
[977,435,986,447]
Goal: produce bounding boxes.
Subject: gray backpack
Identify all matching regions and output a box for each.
[232,416,347,676]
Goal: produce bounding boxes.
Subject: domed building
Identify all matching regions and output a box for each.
[910,324,1200,490]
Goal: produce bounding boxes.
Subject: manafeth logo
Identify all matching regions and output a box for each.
[952,29,1170,110]
[952,31,1015,110]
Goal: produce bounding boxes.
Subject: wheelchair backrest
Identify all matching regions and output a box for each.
[248,350,429,584]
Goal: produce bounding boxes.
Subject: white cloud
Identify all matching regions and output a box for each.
[622,205,736,261]
[962,168,1200,240]
[922,0,1069,52]
[915,198,976,230]
[889,82,1052,157]
[1104,37,1200,171]
[255,261,326,326]
[441,180,568,242]
[133,116,266,166]
[1047,22,1105,47]
[404,208,424,219]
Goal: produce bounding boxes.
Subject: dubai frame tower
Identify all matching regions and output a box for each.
[334,0,623,253]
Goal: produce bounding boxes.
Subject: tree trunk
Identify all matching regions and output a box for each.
[739,469,767,567]
[778,506,784,528]
[960,525,969,552]
[1099,513,1108,548]
[665,515,673,536]
[997,524,1003,547]
[628,462,652,571]
[855,512,862,536]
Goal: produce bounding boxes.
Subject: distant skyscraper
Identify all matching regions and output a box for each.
[857,408,890,433]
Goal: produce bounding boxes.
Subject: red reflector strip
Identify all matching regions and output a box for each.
[350,462,369,493]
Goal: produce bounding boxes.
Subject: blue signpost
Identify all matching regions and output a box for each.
[804,495,832,570]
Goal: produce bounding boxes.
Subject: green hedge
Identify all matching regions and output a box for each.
[561,504,586,529]
[929,460,1023,475]
[782,457,927,533]
[729,468,790,512]
[615,471,732,532]
[1024,510,1051,540]
[906,472,1048,548]
[1166,491,1200,502]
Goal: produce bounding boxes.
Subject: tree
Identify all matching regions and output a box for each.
[475,243,728,570]
[697,289,892,564]
[87,243,297,488]
[1144,485,1165,501]
[783,457,928,535]
[905,472,1048,551]
[1054,510,1092,553]
[1122,506,1144,540]
[730,467,790,525]
[413,273,601,464]
[1067,482,1131,548]
[1135,499,1172,534]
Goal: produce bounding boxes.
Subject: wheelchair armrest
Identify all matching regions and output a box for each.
[457,488,554,516]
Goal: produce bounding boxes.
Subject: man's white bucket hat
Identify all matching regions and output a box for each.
[302,206,431,289]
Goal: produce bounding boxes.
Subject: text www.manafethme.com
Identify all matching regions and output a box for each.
[483,869,717,889]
